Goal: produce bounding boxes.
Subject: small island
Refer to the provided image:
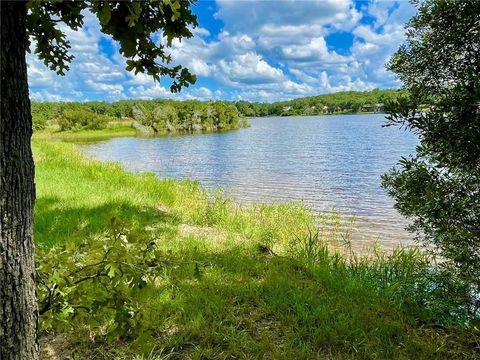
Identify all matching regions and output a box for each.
[32,99,249,140]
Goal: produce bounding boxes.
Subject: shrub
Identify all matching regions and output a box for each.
[382,0,480,299]
[56,109,109,131]
[32,113,48,131]
[131,101,243,134]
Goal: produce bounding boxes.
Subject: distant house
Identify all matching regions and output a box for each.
[374,103,385,113]
[322,105,329,113]
[283,106,292,112]
[361,103,374,112]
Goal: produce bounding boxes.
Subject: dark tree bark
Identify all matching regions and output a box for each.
[0,2,38,359]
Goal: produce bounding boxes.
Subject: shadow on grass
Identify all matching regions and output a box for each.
[35,197,179,248]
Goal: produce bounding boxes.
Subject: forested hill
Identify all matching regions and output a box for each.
[234,88,402,117]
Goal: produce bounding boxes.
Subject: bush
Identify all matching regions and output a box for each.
[131,101,243,134]
[56,109,110,131]
[382,0,480,299]
[32,113,48,131]
[31,102,58,131]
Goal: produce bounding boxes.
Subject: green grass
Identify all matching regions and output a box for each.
[33,125,139,142]
[34,141,480,359]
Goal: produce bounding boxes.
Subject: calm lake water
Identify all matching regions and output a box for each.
[82,114,419,248]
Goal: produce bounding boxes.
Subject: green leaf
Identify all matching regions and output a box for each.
[105,263,118,278]
[169,1,181,21]
[122,38,137,57]
[125,2,142,27]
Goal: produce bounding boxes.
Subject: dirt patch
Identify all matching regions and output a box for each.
[39,334,71,360]
[178,224,244,244]
[156,203,171,214]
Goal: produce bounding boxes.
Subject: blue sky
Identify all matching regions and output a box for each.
[27,0,416,103]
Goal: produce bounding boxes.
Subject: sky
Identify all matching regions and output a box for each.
[27,0,416,103]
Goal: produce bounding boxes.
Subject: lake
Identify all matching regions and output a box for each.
[82,114,419,248]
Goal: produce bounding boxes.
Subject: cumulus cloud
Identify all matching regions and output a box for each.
[128,84,174,99]
[27,10,128,101]
[186,87,214,100]
[188,58,212,77]
[27,60,57,88]
[281,37,350,64]
[348,1,416,87]
[215,0,360,33]
[85,80,124,95]
[27,1,416,103]
[218,52,284,85]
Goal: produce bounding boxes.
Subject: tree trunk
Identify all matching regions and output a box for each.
[0,2,38,359]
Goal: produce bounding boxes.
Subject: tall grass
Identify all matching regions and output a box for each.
[34,141,479,359]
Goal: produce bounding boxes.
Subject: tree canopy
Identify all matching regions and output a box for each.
[26,0,197,91]
[382,0,480,299]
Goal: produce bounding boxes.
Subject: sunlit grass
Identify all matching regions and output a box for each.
[33,125,138,142]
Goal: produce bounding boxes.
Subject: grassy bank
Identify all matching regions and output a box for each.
[33,125,139,142]
[34,141,479,359]
[32,117,249,143]
[33,118,140,142]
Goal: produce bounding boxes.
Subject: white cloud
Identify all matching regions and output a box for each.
[215,0,360,33]
[281,37,350,63]
[27,60,57,88]
[188,58,212,77]
[186,87,213,100]
[353,24,404,45]
[218,52,284,85]
[128,84,174,99]
[26,1,417,103]
[192,27,211,38]
[27,10,129,101]
[128,72,157,86]
[289,68,318,84]
[30,91,69,102]
[85,80,124,95]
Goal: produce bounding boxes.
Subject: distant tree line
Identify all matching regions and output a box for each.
[234,89,404,117]
[31,89,403,132]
